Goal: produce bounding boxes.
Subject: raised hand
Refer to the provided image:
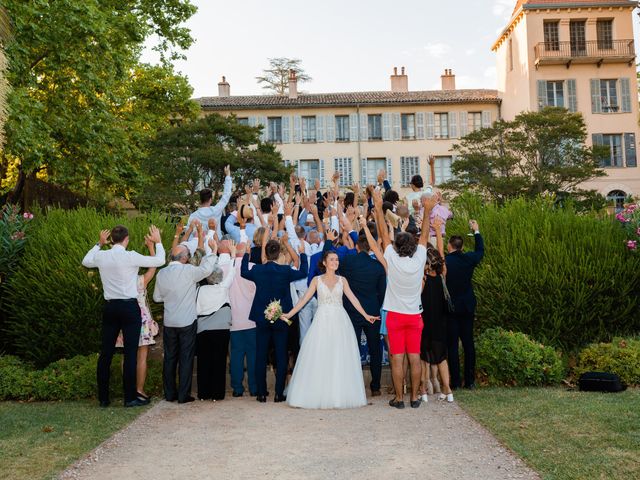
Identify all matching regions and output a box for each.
[401,217,410,232]
[377,168,386,184]
[208,238,218,255]
[224,164,231,176]
[314,178,320,191]
[326,229,338,242]
[421,194,437,212]
[281,231,289,245]
[148,225,162,244]
[284,201,294,217]
[358,215,367,230]
[412,198,420,212]
[99,229,111,247]
[469,219,479,232]
[372,188,383,208]
[207,218,216,231]
[297,241,305,254]
[228,240,237,258]
[299,177,306,192]
[252,178,261,192]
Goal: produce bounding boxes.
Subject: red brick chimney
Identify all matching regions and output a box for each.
[288,69,298,99]
[441,69,456,90]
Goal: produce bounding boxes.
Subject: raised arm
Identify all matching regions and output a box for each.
[418,195,437,248]
[467,220,484,265]
[211,165,233,217]
[240,252,255,281]
[342,277,380,324]
[428,155,436,187]
[171,222,185,250]
[358,216,387,271]
[130,226,166,267]
[82,229,110,268]
[282,276,319,319]
[142,235,158,287]
[372,189,391,250]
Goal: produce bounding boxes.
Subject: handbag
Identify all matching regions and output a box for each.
[440,275,455,313]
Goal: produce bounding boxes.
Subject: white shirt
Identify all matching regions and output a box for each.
[406,187,434,215]
[188,175,233,240]
[82,243,166,300]
[382,244,427,314]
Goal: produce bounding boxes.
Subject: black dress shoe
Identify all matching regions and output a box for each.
[410,399,421,409]
[178,396,195,404]
[256,395,267,403]
[232,392,243,398]
[388,399,405,409]
[99,400,111,408]
[125,398,150,408]
[274,394,286,403]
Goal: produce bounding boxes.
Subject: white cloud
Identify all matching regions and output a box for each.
[423,42,451,59]
[492,0,514,19]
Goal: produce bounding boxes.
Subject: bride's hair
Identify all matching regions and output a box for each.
[317,251,338,274]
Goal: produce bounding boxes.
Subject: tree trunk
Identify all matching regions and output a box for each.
[6,165,26,206]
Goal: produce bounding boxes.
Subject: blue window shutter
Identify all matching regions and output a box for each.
[416,113,425,140]
[459,111,468,138]
[317,115,325,142]
[361,158,368,186]
[566,80,577,113]
[537,80,548,110]
[448,112,458,139]
[392,113,401,140]
[481,111,492,128]
[359,113,368,142]
[625,133,637,167]
[294,160,300,177]
[426,112,435,139]
[382,113,392,141]
[282,116,291,143]
[590,79,602,113]
[349,113,359,141]
[620,78,632,113]
[326,114,335,142]
[386,157,393,186]
[293,115,302,143]
[258,117,268,142]
[319,159,325,187]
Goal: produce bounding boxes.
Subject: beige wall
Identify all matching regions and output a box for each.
[494,5,640,198]
[203,102,499,194]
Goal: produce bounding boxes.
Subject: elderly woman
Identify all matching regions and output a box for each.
[195,240,237,400]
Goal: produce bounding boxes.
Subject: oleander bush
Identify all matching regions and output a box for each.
[476,328,565,386]
[0,354,163,401]
[3,207,175,367]
[446,195,640,351]
[574,337,640,386]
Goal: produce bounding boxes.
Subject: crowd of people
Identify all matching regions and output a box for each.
[83,157,484,410]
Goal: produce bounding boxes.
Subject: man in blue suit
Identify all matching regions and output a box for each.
[241,239,307,402]
[338,232,386,396]
[445,220,484,390]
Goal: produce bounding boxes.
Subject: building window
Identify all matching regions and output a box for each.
[237,117,249,126]
[401,114,416,140]
[606,189,626,213]
[364,158,386,185]
[546,81,565,107]
[570,20,586,55]
[468,112,482,133]
[544,21,560,51]
[434,113,449,139]
[434,156,454,184]
[400,156,420,186]
[334,158,353,186]
[508,39,514,71]
[600,79,619,112]
[299,159,320,183]
[302,116,316,142]
[335,115,349,142]
[368,114,382,140]
[597,19,613,50]
[601,134,623,167]
[267,117,282,143]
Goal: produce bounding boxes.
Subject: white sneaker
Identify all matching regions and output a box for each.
[446,393,454,403]
[437,393,446,401]
[420,394,429,403]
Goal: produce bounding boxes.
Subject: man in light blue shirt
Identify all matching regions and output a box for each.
[188,165,233,240]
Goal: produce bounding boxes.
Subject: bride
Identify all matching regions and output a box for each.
[281,250,379,409]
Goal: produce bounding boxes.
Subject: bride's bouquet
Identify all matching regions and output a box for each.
[264,300,291,326]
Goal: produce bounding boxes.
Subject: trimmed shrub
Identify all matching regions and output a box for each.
[0,353,163,401]
[476,327,565,386]
[447,195,640,351]
[3,208,175,366]
[574,338,640,386]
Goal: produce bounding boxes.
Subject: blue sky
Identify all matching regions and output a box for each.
[142,0,640,98]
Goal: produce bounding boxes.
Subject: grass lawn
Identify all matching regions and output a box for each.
[456,387,640,480]
[0,400,151,480]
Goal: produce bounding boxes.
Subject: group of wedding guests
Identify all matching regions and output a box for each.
[83,158,484,409]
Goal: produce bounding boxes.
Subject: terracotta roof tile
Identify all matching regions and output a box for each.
[196,90,500,110]
[513,0,636,16]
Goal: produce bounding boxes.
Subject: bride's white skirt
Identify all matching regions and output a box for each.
[287,304,368,409]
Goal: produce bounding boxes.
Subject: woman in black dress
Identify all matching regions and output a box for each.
[419,218,454,403]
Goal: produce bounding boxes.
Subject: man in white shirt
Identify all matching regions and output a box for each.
[188,165,233,240]
[82,225,165,408]
[153,236,218,404]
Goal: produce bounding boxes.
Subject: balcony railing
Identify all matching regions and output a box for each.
[534,40,635,67]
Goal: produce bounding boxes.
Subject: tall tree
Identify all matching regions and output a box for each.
[1,0,198,204]
[0,7,9,147]
[442,107,607,204]
[256,58,311,95]
[137,113,292,213]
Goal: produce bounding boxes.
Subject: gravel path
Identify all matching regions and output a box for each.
[59,395,539,480]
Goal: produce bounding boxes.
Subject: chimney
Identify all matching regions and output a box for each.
[218,76,230,97]
[288,69,298,99]
[390,66,408,93]
[441,69,456,90]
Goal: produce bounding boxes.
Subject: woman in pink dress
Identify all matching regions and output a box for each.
[115,236,159,400]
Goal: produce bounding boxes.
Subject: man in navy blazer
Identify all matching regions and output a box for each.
[445,220,484,390]
[241,239,307,402]
[338,232,386,395]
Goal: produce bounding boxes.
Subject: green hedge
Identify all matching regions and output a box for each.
[3,208,175,367]
[0,354,163,401]
[574,338,640,386]
[447,195,640,351]
[476,327,565,386]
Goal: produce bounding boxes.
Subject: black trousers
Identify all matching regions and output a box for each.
[196,329,230,400]
[255,323,288,397]
[97,299,141,404]
[163,321,197,402]
[446,311,476,388]
[353,321,382,392]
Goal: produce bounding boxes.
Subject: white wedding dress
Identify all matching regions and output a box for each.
[287,276,368,409]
